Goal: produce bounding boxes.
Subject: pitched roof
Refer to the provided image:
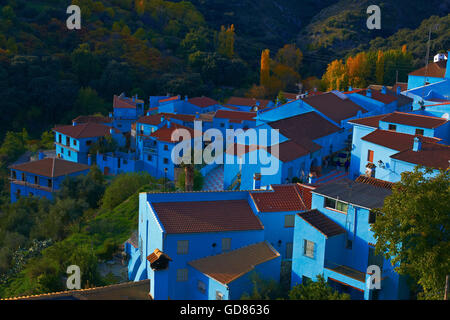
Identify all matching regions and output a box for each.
[9,158,89,178]
[137,114,162,126]
[250,184,307,212]
[281,92,300,100]
[2,280,151,300]
[297,209,346,238]
[354,175,394,189]
[380,112,447,129]
[361,129,441,151]
[268,111,341,141]
[312,178,392,209]
[296,184,316,209]
[301,92,367,123]
[188,97,219,108]
[158,96,179,103]
[355,89,398,104]
[113,94,142,109]
[150,122,194,143]
[275,140,321,162]
[188,241,279,285]
[53,122,119,139]
[226,97,271,108]
[349,112,447,129]
[391,141,450,169]
[150,199,264,234]
[72,115,111,124]
[408,60,447,78]
[214,110,256,122]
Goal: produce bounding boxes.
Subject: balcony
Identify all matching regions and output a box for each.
[10,179,53,192]
[143,146,157,154]
[323,260,367,292]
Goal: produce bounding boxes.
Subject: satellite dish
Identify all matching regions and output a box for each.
[443,113,449,120]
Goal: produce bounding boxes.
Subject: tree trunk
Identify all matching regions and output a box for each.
[185,165,194,191]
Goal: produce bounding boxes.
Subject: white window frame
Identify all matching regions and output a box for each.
[284,214,295,227]
[303,239,315,259]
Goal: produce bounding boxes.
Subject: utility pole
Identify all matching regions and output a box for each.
[445,275,449,300]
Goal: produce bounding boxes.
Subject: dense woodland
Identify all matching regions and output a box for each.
[0,0,448,298]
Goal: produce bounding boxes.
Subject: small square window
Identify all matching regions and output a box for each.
[222,238,231,252]
[177,240,189,254]
[388,124,397,131]
[177,268,188,282]
[284,214,295,227]
[147,155,152,161]
[164,145,169,151]
[303,240,315,258]
[415,129,424,136]
[346,239,353,249]
[163,158,169,164]
[369,210,377,224]
[197,280,206,294]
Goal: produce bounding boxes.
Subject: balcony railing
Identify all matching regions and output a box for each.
[9,179,53,192]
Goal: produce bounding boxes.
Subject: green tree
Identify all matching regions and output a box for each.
[71,43,101,87]
[176,169,203,191]
[289,275,350,300]
[372,167,450,300]
[241,272,285,300]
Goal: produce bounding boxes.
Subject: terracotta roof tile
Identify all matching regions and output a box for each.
[408,60,447,78]
[188,241,279,284]
[226,97,271,108]
[214,110,256,122]
[137,114,162,126]
[113,94,142,109]
[348,114,387,128]
[361,129,441,151]
[391,141,450,169]
[159,96,179,103]
[355,175,394,189]
[9,158,90,178]
[53,122,119,139]
[150,199,264,234]
[298,209,346,238]
[250,184,307,212]
[355,89,398,104]
[296,184,316,209]
[301,92,367,123]
[381,112,447,129]
[72,115,111,124]
[188,97,219,108]
[150,122,194,143]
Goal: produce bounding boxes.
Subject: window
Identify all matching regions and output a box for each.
[177,240,189,254]
[388,124,397,131]
[86,140,92,146]
[147,155,152,161]
[164,144,169,151]
[68,150,71,157]
[197,280,206,294]
[346,239,353,249]
[222,238,231,252]
[284,214,295,227]
[103,155,107,161]
[73,140,77,146]
[369,210,377,224]
[163,158,169,164]
[34,176,38,185]
[21,173,25,181]
[367,150,374,162]
[66,137,70,146]
[303,240,315,258]
[58,134,62,144]
[47,179,52,188]
[286,242,293,259]
[216,291,224,300]
[415,128,424,135]
[12,171,16,180]
[176,269,188,282]
[324,197,348,213]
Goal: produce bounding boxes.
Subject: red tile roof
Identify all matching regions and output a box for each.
[381,112,448,129]
[391,141,450,169]
[250,184,307,212]
[137,114,162,126]
[302,92,367,123]
[361,129,441,151]
[362,129,441,151]
[159,96,179,103]
[275,140,321,162]
[161,113,196,122]
[297,209,346,238]
[393,82,408,92]
[269,111,341,141]
[146,249,172,264]
[188,241,279,285]
[349,112,448,129]
[113,94,142,109]
[9,158,89,178]
[226,97,271,108]
[355,175,394,189]
[150,122,195,143]
[355,89,398,104]
[188,97,219,108]
[214,110,256,122]
[409,60,447,78]
[281,92,300,100]
[72,115,111,124]
[150,199,264,234]
[296,183,316,209]
[53,122,119,139]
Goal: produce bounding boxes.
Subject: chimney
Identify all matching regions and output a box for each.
[413,136,422,152]
[195,112,199,119]
[167,120,171,128]
[396,86,401,95]
[161,115,165,123]
[109,128,114,135]
[109,112,113,118]
[348,86,352,92]
[72,121,77,126]
[38,152,45,160]
[381,86,387,94]
[147,110,151,116]
[185,95,188,101]
[366,88,372,97]
[87,154,92,166]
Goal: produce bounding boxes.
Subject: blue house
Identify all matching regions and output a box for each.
[291,177,411,300]
[344,87,412,114]
[225,96,274,112]
[111,93,145,132]
[126,190,284,300]
[407,52,449,90]
[156,96,222,115]
[212,110,257,136]
[53,122,125,164]
[348,111,449,181]
[223,111,345,190]
[9,157,90,203]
